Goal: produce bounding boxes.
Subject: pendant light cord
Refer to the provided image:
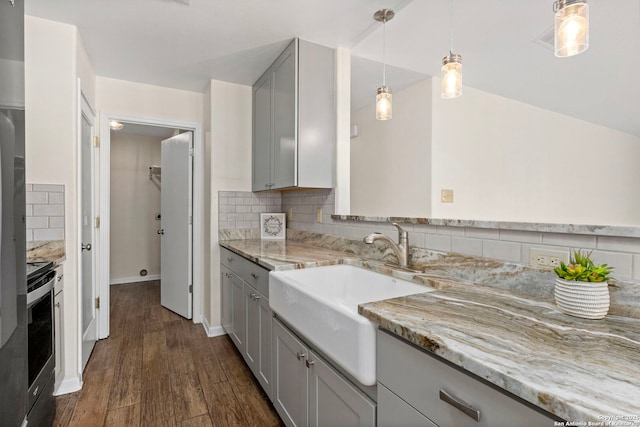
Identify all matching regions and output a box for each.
[382,18,387,87]
[449,0,454,55]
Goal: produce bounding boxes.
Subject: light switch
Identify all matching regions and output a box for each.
[316,208,323,223]
[441,189,454,203]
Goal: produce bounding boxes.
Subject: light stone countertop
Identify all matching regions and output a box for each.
[27,240,66,264]
[221,238,640,424]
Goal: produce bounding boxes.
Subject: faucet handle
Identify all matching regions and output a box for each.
[391,222,408,242]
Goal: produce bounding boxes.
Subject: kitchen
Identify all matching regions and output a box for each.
[1,0,640,426]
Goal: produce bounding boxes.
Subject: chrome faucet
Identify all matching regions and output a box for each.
[363,222,409,267]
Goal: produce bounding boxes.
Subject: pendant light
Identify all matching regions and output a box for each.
[441,0,462,99]
[553,0,589,57]
[374,9,394,120]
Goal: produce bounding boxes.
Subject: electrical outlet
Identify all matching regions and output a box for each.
[287,208,293,221]
[316,208,323,223]
[441,189,454,203]
[530,248,569,269]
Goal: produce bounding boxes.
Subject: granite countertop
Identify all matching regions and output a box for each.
[220,238,354,271]
[221,238,640,424]
[27,240,66,264]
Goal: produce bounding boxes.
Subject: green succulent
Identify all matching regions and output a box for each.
[554,250,613,282]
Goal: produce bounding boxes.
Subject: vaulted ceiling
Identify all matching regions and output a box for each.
[27,0,640,136]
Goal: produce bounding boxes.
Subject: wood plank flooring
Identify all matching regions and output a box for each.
[54,281,283,427]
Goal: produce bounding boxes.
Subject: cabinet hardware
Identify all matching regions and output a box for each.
[305,360,315,368]
[227,257,233,262]
[251,272,258,279]
[81,243,92,251]
[157,229,164,235]
[439,389,481,422]
[253,294,261,300]
[296,352,306,360]
[55,302,61,308]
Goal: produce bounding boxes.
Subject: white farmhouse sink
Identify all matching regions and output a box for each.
[269,264,432,386]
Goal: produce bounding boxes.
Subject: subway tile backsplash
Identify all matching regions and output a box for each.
[218,188,640,282]
[26,184,65,242]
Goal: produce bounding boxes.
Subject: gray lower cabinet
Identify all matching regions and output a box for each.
[378,384,437,427]
[377,329,559,427]
[273,318,376,427]
[220,248,273,399]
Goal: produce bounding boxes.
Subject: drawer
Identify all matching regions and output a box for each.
[378,383,437,427]
[378,330,558,427]
[220,247,270,297]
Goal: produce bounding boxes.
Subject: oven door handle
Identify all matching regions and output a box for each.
[27,276,55,307]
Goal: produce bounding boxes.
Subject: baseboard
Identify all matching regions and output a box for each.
[202,316,225,337]
[54,375,82,396]
[110,274,161,285]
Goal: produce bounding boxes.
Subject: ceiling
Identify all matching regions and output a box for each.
[26,0,640,136]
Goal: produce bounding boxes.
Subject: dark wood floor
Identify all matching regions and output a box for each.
[54,281,283,427]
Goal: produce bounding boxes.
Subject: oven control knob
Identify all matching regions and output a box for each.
[81,243,92,251]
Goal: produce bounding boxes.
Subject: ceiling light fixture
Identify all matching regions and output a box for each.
[553,0,589,57]
[374,9,394,121]
[441,0,462,99]
[109,120,124,131]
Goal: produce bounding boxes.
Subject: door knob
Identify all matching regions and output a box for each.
[157,229,165,235]
[81,243,92,251]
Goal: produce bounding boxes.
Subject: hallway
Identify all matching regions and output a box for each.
[53,281,282,426]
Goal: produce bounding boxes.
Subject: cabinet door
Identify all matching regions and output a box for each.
[252,69,272,191]
[229,274,245,351]
[220,266,233,335]
[273,318,308,427]
[245,283,259,371]
[257,294,273,399]
[54,291,63,383]
[308,351,375,427]
[270,40,297,189]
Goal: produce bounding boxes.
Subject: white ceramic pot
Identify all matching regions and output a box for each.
[554,278,610,320]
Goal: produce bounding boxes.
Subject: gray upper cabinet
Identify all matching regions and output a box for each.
[252,38,335,191]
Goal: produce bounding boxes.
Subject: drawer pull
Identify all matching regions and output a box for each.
[305,359,315,368]
[227,257,233,262]
[250,272,258,279]
[296,352,306,360]
[439,389,480,422]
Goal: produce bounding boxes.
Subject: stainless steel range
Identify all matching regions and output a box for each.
[26,261,56,426]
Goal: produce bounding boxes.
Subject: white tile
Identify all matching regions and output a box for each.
[596,236,640,253]
[591,251,633,280]
[243,214,257,221]
[436,226,465,237]
[251,205,268,213]
[48,192,64,204]
[451,237,483,256]
[634,255,640,280]
[26,217,48,229]
[218,191,235,198]
[541,233,596,249]
[498,230,542,244]
[32,184,64,192]
[218,197,229,206]
[33,204,64,217]
[220,205,235,213]
[33,228,64,241]
[49,217,65,229]
[424,234,451,252]
[465,227,499,240]
[413,224,439,234]
[26,191,48,204]
[26,184,33,191]
[228,197,244,205]
[26,229,33,242]
[235,221,253,228]
[235,205,251,213]
[219,221,235,229]
[218,214,228,222]
[482,240,521,262]
[25,205,32,216]
[408,232,426,249]
[228,213,244,221]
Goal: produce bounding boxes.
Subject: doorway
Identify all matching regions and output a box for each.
[96,115,203,339]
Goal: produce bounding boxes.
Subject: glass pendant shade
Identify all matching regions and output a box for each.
[554,0,589,57]
[376,86,392,120]
[441,54,462,99]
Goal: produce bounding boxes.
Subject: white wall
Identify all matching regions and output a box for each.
[25,16,95,391]
[350,78,432,217]
[207,80,252,331]
[430,79,640,225]
[109,132,161,282]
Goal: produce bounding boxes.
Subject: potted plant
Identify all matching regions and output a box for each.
[553,250,613,319]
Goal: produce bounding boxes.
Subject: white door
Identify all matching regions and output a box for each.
[80,97,97,371]
[160,132,192,319]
